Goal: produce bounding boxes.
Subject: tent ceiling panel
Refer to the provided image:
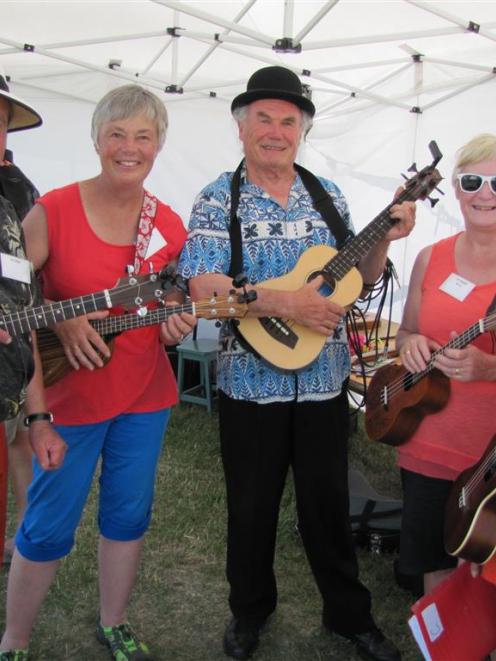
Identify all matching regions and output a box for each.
[0,0,495,116]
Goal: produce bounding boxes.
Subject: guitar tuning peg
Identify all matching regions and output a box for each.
[428,196,439,207]
[407,162,418,173]
[232,273,248,288]
[173,274,189,295]
[137,305,148,317]
[126,264,135,275]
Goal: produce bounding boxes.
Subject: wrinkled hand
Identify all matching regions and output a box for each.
[433,333,495,382]
[29,421,67,470]
[292,277,345,335]
[160,308,197,345]
[0,328,11,344]
[386,186,416,241]
[400,333,441,373]
[53,310,110,370]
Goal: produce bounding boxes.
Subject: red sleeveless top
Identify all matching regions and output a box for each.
[397,233,496,480]
[39,182,187,424]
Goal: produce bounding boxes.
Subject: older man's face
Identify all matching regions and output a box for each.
[0,97,9,161]
[239,98,303,175]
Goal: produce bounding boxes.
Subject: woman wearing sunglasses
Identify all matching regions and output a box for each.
[393,133,496,596]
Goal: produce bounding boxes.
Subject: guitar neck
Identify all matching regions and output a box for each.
[91,302,195,335]
[414,313,495,383]
[0,291,113,336]
[324,194,406,279]
[90,296,246,335]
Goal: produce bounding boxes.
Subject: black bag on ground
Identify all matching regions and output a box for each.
[348,468,402,554]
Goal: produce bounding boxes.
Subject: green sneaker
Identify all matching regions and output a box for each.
[96,622,153,661]
[0,651,29,661]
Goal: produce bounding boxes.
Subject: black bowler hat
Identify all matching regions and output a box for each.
[231,66,315,117]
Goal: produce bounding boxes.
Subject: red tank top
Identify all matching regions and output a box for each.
[397,233,496,480]
[39,182,187,424]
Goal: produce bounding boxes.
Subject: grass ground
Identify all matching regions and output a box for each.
[0,405,421,660]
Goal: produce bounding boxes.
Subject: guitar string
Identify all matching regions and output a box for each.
[36,300,241,349]
[6,173,439,340]
[265,174,439,331]
[282,212,405,327]
[377,313,496,405]
[378,324,480,401]
[0,278,169,334]
[327,177,437,279]
[463,446,496,497]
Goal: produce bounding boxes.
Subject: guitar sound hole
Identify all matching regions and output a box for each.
[307,271,335,298]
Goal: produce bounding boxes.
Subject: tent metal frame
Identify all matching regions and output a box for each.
[0,0,494,115]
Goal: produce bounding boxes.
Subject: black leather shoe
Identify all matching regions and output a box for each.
[339,626,401,661]
[223,617,262,660]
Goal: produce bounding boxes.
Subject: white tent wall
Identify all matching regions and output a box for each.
[3,0,496,325]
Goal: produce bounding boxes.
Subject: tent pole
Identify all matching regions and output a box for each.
[302,26,469,50]
[294,0,340,44]
[151,0,274,46]
[178,0,257,87]
[141,39,173,76]
[421,73,495,111]
[405,0,496,43]
[283,0,295,38]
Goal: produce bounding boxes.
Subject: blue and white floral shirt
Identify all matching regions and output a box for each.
[178,167,355,404]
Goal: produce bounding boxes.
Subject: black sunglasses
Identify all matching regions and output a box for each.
[456,173,496,194]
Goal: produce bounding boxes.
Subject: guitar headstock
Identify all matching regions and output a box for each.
[195,290,256,320]
[109,270,171,309]
[401,140,444,207]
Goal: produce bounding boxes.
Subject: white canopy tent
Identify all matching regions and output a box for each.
[2,0,496,318]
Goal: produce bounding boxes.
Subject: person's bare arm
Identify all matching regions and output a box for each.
[23,203,110,370]
[24,333,67,470]
[395,246,441,372]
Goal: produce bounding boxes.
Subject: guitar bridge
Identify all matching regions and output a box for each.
[259,316,298,349]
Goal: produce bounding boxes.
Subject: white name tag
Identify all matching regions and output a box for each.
[0,252,31,284]
[439,272,475,302]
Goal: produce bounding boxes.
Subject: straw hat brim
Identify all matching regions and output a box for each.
[0,88,42,132]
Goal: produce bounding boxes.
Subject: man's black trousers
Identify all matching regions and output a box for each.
[218,389,375,635]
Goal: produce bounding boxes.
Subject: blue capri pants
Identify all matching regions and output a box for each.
[16,409,170,562]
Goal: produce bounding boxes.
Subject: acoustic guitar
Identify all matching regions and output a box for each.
[445,434,496,564]
[236,141,443,370]
[365,294,496,446]
[37,291,255,386]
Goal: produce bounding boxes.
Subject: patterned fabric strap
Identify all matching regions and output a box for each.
[133,189,158,275]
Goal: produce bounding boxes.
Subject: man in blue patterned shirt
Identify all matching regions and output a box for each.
[178,66,415,661]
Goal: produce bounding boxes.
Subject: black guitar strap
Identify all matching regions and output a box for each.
[228,160,244,279]
[228,159,352,277]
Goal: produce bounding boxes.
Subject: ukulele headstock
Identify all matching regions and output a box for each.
[110,268,176,309]
[401,140,444,207]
